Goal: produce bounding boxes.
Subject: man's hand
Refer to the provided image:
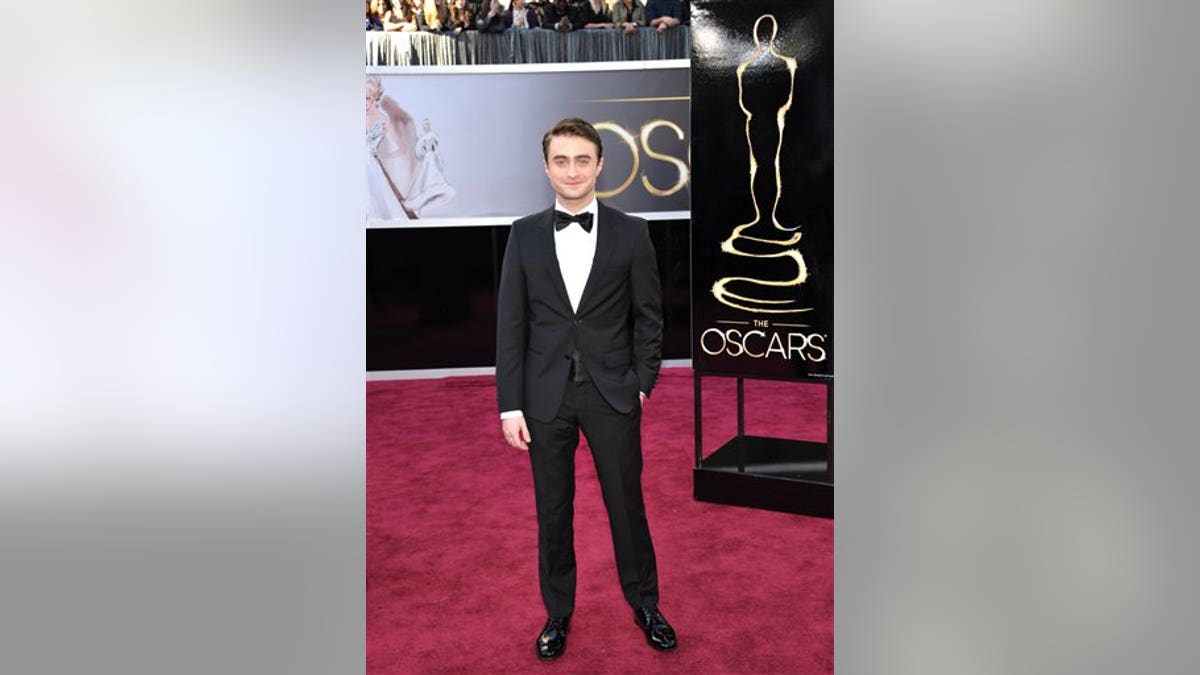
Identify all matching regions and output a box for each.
[640,392,647,408]
[502,415,532,451]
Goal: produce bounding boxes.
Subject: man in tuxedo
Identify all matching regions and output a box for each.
[496,118,677,659]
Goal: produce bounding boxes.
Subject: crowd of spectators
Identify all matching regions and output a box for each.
[366,0,688,35]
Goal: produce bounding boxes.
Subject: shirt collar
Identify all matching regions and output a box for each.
[554,198,598,219]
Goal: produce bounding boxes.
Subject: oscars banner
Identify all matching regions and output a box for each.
[366,63,690,227]
[691,0,833,379]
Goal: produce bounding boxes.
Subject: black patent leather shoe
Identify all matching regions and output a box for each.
[536,616,570,659]
[633,605,677,651]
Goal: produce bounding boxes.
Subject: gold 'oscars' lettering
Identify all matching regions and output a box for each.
[806,333,827,362]
[702,326,828,361]
[640,120,690,197]
[595,120,690,199]
[595,121,639,199]
[726,329,744,357]
[787,331,808,361]
[700,327,726,356]
[766,332,787,359]
[743,330,766,358]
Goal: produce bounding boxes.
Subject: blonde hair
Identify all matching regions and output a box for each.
[366,76,383,103]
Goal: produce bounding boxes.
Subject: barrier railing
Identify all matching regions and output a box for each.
[366,27,690,66]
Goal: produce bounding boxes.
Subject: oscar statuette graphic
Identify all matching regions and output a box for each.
[711,14,812,315]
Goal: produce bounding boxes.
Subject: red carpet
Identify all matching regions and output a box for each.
[367,367,832,674]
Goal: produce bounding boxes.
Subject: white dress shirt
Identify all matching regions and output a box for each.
[553,198,599,313]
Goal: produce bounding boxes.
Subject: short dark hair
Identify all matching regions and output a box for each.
[542,117,603,162]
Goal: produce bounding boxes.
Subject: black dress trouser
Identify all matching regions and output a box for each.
[525,378,659,618]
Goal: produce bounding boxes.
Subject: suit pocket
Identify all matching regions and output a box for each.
[602,347,632,369]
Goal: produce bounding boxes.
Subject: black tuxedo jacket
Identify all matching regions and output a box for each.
[496,202,663,423]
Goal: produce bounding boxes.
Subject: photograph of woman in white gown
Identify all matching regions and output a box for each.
[366,77,457,222]
[366,76,418,221]
[405,119,457,216]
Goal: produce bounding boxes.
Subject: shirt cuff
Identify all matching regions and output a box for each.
[500,410,524,420]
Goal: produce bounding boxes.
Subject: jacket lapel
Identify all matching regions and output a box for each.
[577,202,617,316]
[537,208,574,315]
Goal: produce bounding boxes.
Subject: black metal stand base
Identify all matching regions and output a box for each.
[693,374,834,519]
[693,435,833,518]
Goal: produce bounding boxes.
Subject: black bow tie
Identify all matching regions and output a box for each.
[553,210,593,233]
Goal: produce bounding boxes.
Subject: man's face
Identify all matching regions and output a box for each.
[544,134,604,206]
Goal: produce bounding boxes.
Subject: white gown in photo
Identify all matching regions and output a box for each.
[366,118,408,221]
[405,132,456,217]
